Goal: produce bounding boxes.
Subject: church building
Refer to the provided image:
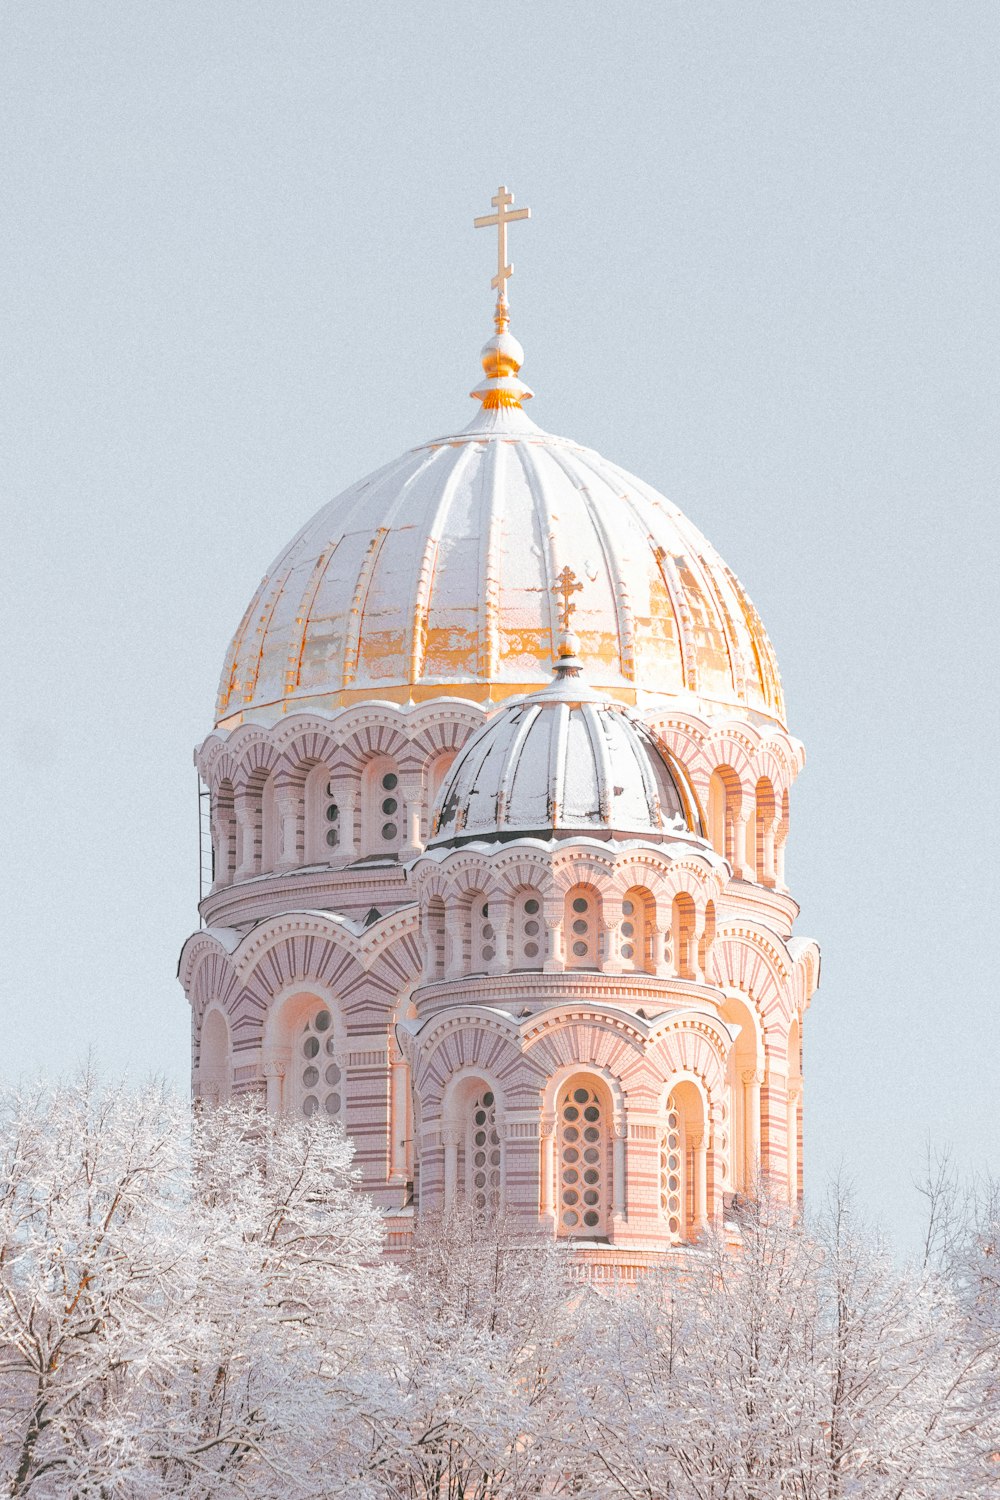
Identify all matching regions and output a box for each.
[178,189,820,1270]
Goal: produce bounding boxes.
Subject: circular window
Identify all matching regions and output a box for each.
[303,1036,319,1059]
[524,942,539,958]
[313,1012,330,1033]
[325,1093,341,1115]
[573,1089,589,1105]
[482,1091,494,1108]
[325,1036,337,1055]
[572,897,589,914]
[381,822,398,841]
[303,1066,319,1088]
[524,919,539,936]
[326,804,339,822]
[468,1089,500,1213]
[621,921,634,937]
[621,943,634,959]
[326,829,339,848]
[572,919,588,935]
[483,923,495,940]
[622,899,634,916]
[482,945,495,962]
[524,898,540,915]
[302,1095,318,1117]
[381,773,398,791]
[381,797,398,815]
[325,1064,341,1086]
[572,941,588,957]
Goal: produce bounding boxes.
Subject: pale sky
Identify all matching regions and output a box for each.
[2,2,997,1249]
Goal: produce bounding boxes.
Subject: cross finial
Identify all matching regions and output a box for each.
[474,184,531,314]
[552,565,583,634]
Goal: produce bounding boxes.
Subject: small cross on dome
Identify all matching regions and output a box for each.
[552,565,583,633]
[474,185,531,308]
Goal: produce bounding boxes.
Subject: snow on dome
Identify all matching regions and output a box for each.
[428,654,703,849]
[216,345,784,730]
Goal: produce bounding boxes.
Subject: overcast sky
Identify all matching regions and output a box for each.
[2,2,997,1249]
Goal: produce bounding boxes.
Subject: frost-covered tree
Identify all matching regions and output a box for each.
[0,1075,392,1498]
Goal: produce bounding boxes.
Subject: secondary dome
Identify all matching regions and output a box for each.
[216,330,784,729]
[429,647,703,849]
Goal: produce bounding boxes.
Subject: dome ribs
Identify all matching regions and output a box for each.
[649,541,699,693]
[691,547,748,705]
[284,537,342,700]
[407,445,475,690]
[243,558,299,708]
[217,583,261,718]
[581,703,614,822]
[512,442,563,667]
[551,445,637,683]
[475,441,504,684]
[546,701,570,828]
[341,527,391,688]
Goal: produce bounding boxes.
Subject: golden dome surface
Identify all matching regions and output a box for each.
[216,397,784,730]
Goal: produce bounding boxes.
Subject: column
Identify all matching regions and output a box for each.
[400,775,423,859]
[734,811,751,881]
[444,905,466,979]
[612,1123,627,1223]
[742,1069,762,1188]
[263,1061,286,1114]
[542,896,564,972]
[275,782,299,870]
[539,1115,555,1227]
[443,1130,460,1208]
[234,793,257,880]
[786,1082,801,1208]
[390,1058,410,1180]
[486,895,513,976]
[692,1130,707,1233]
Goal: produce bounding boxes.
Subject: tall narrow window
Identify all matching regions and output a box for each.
[467,1089,501,1214]
[565,887,600,969]
[660,1099,683,1242]
[557,1082,609,1237]
[362,759,405,855]
[296,1008,343,1123]
[514,892,544,968]
[672,893,696,979]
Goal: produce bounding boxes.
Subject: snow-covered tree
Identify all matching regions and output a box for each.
[0,1075,392,1498]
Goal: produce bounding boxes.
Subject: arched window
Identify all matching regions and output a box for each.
[293,1005,343,1123]
[466,1088,501,1214]
[708,767,741,864]
[754,777,776,887]
[512,889,545,969]
[213,780,237,886]
[362,758,405,856]
[565,885,601,970]
[556,1080,610,1237]
[671,893,696,979]
[199,1007,230,1105]
[620,886,655,972]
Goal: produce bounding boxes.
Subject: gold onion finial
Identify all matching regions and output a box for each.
[472,185,533,409]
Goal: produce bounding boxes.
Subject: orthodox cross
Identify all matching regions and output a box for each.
[474,185,531,300]
[552,565,583,633]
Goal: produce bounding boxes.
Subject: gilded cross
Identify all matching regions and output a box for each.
[474,184,531,299]
[552,565,583,633]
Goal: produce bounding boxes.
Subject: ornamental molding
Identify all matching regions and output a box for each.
[179,903,421,994]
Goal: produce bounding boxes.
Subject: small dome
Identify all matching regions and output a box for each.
[430,657,703,848]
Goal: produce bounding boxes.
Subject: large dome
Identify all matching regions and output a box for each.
[216,350,784,729]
